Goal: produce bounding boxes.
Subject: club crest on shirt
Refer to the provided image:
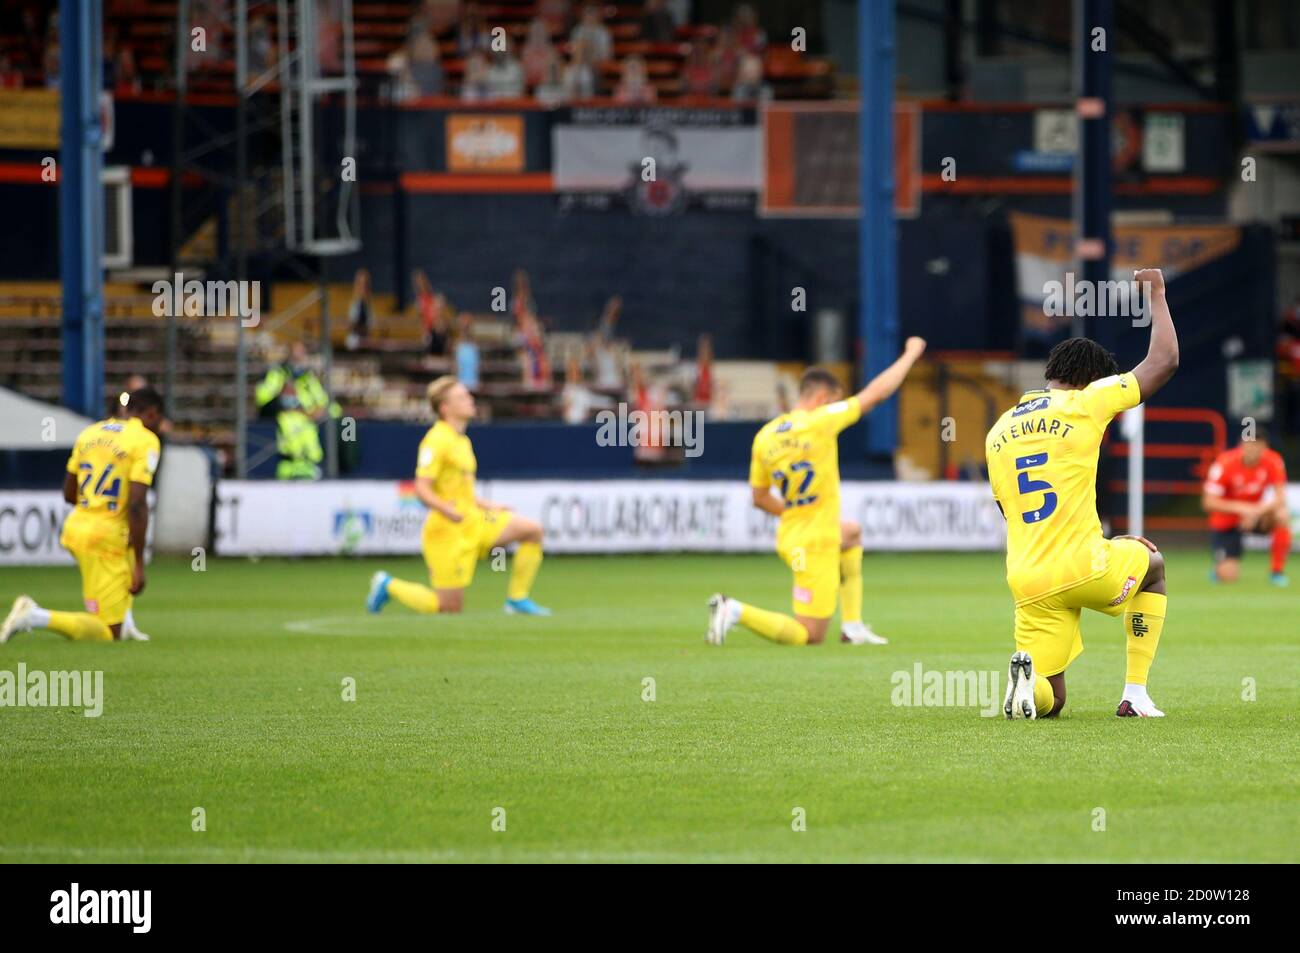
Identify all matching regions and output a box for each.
[1109,575,1138,606]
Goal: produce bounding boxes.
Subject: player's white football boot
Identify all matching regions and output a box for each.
[0,595,36,645]
[121,612,151,642]
[1116,684,1165,718]
[1003,650,1037,720]
[705,593,738,646]
[840,621,888,645]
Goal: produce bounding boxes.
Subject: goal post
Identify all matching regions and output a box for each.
[1122,404,1145,538]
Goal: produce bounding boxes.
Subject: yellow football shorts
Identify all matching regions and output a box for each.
[1013,537,1152,676]
[60,516,134,627]
[423,508,511,590]
[778,541,840,620]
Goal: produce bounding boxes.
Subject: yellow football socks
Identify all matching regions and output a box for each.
[47,611,113,642]
[839,545,863,624]
[737,602,809,646]
[508,542,543,601]
[386,578,441,614]
[1123,592,1166,686]
[1033,674,1055,715]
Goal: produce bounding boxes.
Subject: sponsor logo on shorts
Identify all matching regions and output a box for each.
[84,598,99,613]
[793,585,812,604]
[1108,575,1137,606]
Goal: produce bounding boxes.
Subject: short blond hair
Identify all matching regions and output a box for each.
[426,375,459,417]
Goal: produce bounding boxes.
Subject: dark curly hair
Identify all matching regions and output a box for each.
[1044,337,1119,387]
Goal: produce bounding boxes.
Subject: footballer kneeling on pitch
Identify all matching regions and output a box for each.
[987,269,1178,720]
[706,337,927,647]
[2,389,165,646]
[366,376,551,618]
[1202,435,1290,587]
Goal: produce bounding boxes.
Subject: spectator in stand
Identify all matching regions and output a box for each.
[187,1,227,71]
[693,333,714,410]
[562,34,599,100]
[346,268,373,351]
[424,0,460,35]
[539,0,572,33]
[453,314,481,390]
[628,361,666,462]
[517,312,552,391]
[389,24,445,100]
[0,54,21,89]
[485,47,525,99]
[588,295,624,390]
[1278,294,1300,431]
[732,3,768,53]
[640,0,676,43]
[572,4,614,63]
[562,356,609,423]
[103,26,138,92]
[460,50,491,101]
[521,17,558,89]
[412,270,449,357]
[614,55,657,104]
[317,0,342,74]
[731,52,771,101]
[534,55,568,105]
[248,13,277,76]
[511,269,536,320]
[457,2,493,56]
[42,26,59,88]
[713,24,743,90]
[682,40,718,97]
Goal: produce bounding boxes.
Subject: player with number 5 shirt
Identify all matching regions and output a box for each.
[987,268,1180,720]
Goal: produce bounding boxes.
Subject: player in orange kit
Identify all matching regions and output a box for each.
[1203,436,1291,586]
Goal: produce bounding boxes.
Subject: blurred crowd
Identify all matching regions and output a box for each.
[344,265,716,429]
[387,0,771,104]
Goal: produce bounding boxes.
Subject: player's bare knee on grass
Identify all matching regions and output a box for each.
[437,590,465,613]
[800,616,830,644]
[1216,558,1240,583]
[1045,674,1067,717]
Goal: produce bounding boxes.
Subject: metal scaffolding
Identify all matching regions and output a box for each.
[169,0,359,478]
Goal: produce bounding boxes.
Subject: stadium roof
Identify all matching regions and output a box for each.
[0,387,93,449]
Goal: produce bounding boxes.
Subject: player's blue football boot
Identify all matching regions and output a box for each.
[504,597,551,616]
[366,571,392,614]
[1271,572,1290,587]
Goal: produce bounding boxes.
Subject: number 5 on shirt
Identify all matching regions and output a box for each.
[1015,453,1057,523]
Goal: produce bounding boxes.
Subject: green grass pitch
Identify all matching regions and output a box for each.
[0,550,1295,863]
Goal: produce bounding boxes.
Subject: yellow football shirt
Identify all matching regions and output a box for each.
[415,420,479,533]
[750,398,862,552]
[985,372,1141,605]
[64,417,161,531]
